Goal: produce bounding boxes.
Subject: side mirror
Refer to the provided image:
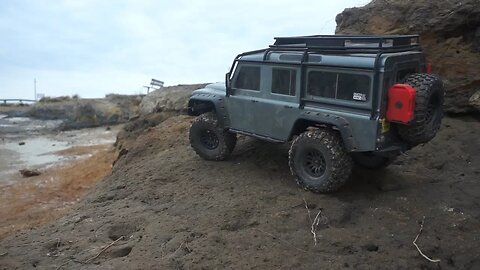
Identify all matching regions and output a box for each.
[225,72,231,96]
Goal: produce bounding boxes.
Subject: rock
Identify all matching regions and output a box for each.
[362,244,379,252]
[139,84,208,115]
[18,142,25,146]
[336,0,480,114]
[19,169,41,177]
[469,90,480,111]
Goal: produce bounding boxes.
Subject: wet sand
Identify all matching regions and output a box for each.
[0,116,120,239]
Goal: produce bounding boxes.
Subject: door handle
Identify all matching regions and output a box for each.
[250,99,258,103]
[284,105,293,109]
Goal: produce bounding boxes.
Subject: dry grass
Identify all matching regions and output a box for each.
[0,144,116,239]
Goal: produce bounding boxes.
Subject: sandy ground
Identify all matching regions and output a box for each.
[0,114,479,269]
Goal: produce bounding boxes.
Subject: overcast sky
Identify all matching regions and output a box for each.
[0,0,369,99]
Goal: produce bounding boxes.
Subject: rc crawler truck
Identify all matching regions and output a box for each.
[188,35,444,193]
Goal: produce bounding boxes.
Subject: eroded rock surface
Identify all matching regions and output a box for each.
[336,0,480,113]
[139,83,208,115]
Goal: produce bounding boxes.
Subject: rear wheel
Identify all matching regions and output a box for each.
[189,112,236,160]
[397,74,444,145]
[288,129,352,193]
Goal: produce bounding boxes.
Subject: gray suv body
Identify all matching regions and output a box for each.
[187,35,444,193]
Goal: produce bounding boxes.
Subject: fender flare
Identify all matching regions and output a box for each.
[188,93,229,127]
[292,111,356,151]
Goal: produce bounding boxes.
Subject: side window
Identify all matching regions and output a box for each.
[307,70,371,102]
[233,66,261,91]
[307,71,336,98]
[337,74,371,102]
[271,68,296,96]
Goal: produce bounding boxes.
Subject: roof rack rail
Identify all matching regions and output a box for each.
[271,34,420,52]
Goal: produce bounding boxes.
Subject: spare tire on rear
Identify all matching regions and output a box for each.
[397,74,444,145]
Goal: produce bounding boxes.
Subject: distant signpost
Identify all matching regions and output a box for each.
[143,79,164,94]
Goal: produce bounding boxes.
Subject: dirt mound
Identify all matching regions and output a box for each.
[336,0,480,114]
[1,113,479,269]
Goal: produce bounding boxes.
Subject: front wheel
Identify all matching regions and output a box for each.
[189,113,237,161]
[288,129,352,193]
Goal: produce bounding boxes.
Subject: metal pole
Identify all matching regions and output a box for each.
[34,78,37,101]
[143,86,151,94]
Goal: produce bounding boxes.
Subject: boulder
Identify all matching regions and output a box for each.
[336,0,480,113]
[139,84,208,115]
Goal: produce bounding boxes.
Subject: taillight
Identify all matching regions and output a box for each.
[426,63,432,74]
[386,84,416,124]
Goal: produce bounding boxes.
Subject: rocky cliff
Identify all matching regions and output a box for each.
[139,83,208,115]
[336,0,480,113]
[23,94,142,129]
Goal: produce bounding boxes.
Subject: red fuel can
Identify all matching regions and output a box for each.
[386,84,416,124]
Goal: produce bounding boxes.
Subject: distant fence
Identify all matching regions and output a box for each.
[1,99,36,104]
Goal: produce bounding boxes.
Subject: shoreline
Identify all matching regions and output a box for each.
[0,118,121,239]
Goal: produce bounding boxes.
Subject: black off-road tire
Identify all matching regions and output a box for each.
[288,129,353,193]
[351,152,396,170]
[189,112,237,161]
[397,74,444,145]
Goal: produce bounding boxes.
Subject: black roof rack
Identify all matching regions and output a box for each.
[271,34,420,52]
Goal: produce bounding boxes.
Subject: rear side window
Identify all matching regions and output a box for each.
[233,66,261,91]
[337,73,371,102]
[271,68,296,96]
[307,71,371,102]
[307,71,336,98]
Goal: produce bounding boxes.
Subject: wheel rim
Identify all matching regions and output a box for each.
[199,129,219,150]
[302,149,326,177]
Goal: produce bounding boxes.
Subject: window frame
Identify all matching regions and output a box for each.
[232,64,262,92]
[304,67,374,109]
[271,67,297,97]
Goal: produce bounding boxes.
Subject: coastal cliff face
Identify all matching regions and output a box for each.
[336,0,480,113]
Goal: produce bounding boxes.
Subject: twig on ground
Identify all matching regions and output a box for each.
[185,242,192,253]
[56,259,72,270]
[311,210,323,246]
[254,228,308,253]
[303,198,313,224]
[413,216,440,263]
[303,198,326,246]
[84,236,124,263]
[160,242,167,257]
[0,252,7,256]
[172,242,184,257]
